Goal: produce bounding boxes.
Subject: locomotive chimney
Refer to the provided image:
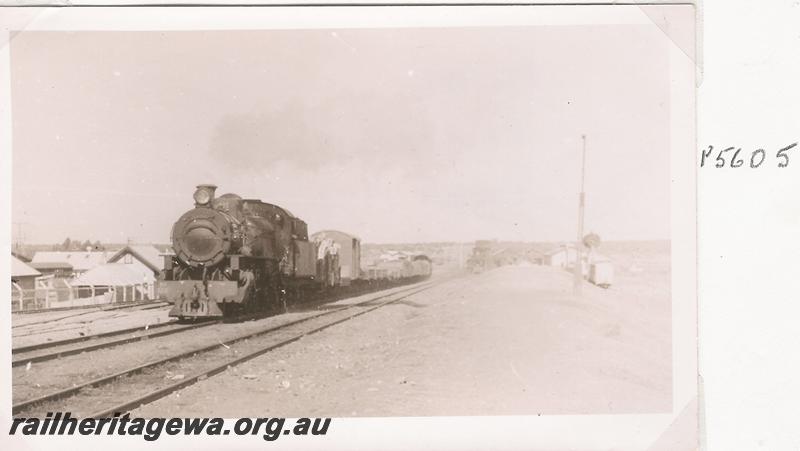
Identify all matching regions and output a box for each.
[193,184,218,207]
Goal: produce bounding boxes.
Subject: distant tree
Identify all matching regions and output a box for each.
[61,237,72,251]
[93,240,104,251]
[81,240,92,251]
[583,233,601,250]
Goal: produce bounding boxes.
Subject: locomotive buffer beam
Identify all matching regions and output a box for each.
[166,280,235,318]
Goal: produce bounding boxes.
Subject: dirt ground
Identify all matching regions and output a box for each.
[133,253,671,417]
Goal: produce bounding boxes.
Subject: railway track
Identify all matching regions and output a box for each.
[12,314,171,340]
[12,320,217,367]
[13,299,168,317]
[12,301,169,329]
[13,279,444,418]
[12,321,177,354]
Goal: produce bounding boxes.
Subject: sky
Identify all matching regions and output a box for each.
[10,25,670,244]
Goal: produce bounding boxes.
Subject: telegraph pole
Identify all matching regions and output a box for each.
[13,222,27,254]
[573,134,587,296]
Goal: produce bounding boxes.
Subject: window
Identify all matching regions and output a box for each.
[124,254,133,264]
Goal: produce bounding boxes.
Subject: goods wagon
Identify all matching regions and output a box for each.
[310,230,361,286]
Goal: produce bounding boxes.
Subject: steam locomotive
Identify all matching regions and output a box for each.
[161,185,431,319]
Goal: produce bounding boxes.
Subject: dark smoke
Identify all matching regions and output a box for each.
[208,93,436,174]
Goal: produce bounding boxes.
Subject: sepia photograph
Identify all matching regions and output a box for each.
[3,4,697,450]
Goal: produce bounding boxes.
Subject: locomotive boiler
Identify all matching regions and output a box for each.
[162,184,335,318]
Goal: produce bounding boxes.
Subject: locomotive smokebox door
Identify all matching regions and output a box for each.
[171,208,234,267]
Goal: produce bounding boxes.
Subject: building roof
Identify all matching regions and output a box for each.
[29,261,74,270]
[31,251,109,271]
[11,255,41,278]
[311,230,361,242]
[72,263,146,286]
[107,245,163,275]
[11,251,31,263]
[544,244,586,256]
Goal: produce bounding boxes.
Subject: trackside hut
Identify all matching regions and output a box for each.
[544,245,579,268]
[587,253,614,288]
[107,245,163,299]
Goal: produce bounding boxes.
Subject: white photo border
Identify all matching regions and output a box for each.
[0,4,697,450]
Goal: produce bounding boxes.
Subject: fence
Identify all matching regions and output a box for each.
[10,283,152,313]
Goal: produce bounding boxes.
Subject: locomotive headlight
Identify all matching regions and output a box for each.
[193,184,217,206]
[193,188,212,205]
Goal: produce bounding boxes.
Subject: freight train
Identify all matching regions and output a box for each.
[161,185,432,319]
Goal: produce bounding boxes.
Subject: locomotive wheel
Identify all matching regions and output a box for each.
[265,265,285,313]
[273,279,287,313]
[221,302,243,318]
